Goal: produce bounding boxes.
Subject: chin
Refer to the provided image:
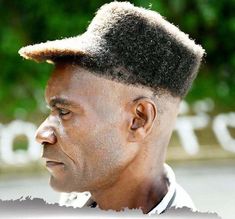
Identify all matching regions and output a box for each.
[49,175,87,193]
[49,175,70,192]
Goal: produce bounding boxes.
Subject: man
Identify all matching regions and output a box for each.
[18,1,204,215]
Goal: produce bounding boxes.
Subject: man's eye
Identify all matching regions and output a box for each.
[57,108,71,118]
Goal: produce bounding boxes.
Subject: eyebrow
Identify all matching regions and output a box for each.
[48,97,78,108]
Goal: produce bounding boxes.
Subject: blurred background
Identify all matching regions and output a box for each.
[0,0,234,219]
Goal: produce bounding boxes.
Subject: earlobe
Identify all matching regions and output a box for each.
[128,98,157,142]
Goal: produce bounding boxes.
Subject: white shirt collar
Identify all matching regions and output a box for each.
[148,163,176,215]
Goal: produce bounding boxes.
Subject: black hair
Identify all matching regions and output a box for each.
[20,2,205,98]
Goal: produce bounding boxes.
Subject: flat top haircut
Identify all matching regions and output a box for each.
[19,1,205,98]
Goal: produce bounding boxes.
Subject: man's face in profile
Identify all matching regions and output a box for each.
[35,62,141,193]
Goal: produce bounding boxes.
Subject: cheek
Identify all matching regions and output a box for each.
[92,130,123,157]
[74,111,130,167]
[56,120,84,162]
[58,116,109,163]
[83,125,131,172]
[85,130,125,183]
[84,127,140,190]
[56,114,140,190]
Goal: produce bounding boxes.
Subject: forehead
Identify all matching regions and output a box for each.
[46,63,96,97]
[45,62,155,108]
[45,63,124,108]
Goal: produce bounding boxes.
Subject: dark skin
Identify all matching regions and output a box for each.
[35,62,180,213]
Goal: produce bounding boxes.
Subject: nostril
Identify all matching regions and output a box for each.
[41,142,47,146]
[35,129,57,145]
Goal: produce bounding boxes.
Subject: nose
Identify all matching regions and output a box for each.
[35,118,57,145]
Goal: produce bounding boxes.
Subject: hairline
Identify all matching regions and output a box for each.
[53,58,181,114]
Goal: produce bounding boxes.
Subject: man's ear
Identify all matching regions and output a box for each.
[128,98,157,142]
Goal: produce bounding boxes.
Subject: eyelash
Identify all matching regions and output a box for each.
[57,108,71,118]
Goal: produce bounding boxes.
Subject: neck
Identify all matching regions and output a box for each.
[89,146,168,213]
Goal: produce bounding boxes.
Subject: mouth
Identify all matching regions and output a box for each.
[45,159,65,169]
[46,160,64,167]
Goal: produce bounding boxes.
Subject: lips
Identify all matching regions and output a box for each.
[46,160,64,167]
[42,150,65,170]
[43,157,65,169]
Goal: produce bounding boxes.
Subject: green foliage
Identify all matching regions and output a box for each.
[0,0,234,122]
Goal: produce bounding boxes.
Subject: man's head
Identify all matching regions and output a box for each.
[19,2,204,193]
[35,61,179,193]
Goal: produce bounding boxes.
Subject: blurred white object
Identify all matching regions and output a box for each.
[213,113,235,153]
[59,192,91,208]
[193,98,214,113]
[175,113,210,155]
[0,120,41,164]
